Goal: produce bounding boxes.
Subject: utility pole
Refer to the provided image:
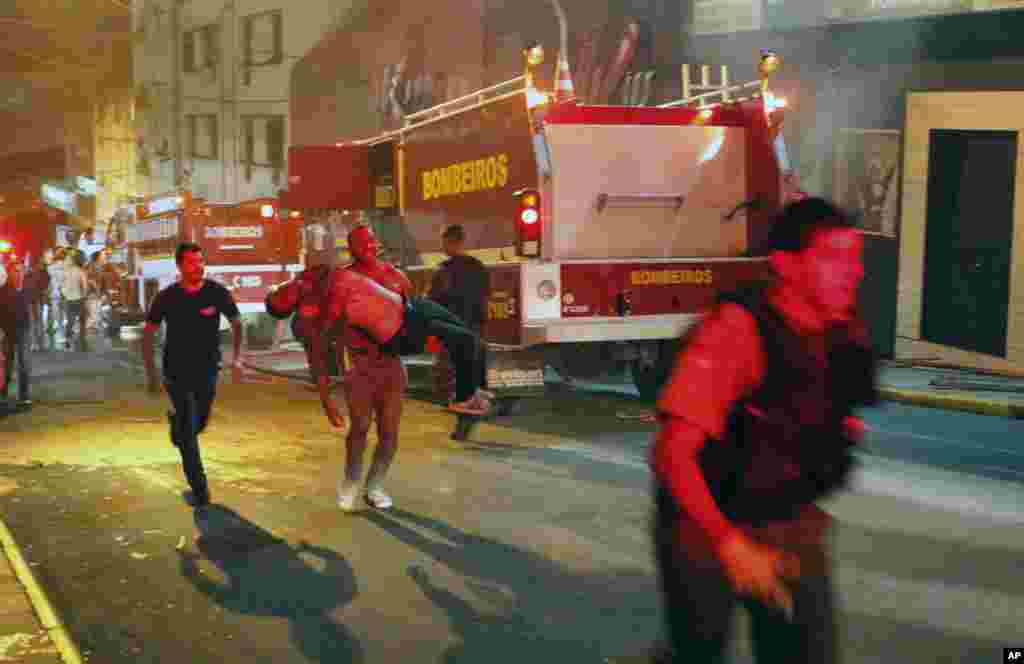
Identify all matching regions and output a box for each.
[171,0,184,190]
[549,0,568,67]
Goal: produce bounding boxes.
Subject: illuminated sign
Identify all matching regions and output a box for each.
[630,268,714,286]
[125,217,180,243]
[41,184,77,215]
[421,153,509,201]
[204,226,264,239]
[260,204,275,218]
[146,195,182,217]
[75,176,97,197]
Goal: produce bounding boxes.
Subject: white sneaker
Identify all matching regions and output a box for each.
[364,485,393,510]
[337,480,361,512]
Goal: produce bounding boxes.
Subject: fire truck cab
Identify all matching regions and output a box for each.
[119,191,302,336]
[283,51,793,399]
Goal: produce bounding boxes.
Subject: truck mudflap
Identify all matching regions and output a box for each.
[484,344,547,395]
[426,341,546,408]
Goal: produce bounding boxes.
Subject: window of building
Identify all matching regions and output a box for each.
[242,116,285,166]
[187,114,218,159]
[243,10,283,67]
[183,24,220,73]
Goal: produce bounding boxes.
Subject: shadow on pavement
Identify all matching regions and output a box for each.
[363,507,660,663]
[179,505,364,663]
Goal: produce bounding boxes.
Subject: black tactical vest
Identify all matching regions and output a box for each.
[686,288,878,526]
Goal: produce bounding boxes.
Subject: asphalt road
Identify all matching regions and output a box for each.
[0,348,1021,663]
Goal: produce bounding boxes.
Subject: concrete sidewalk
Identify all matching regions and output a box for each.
[878,363,1024,418]
[0,520,80,664]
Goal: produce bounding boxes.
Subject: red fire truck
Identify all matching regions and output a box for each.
[120,191,302,329]
[282,51,794,398]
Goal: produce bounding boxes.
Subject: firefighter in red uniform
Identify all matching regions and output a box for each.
[330,225,411,511]
[651,197,876,663]
[266,226,495,508]
[265,233,408,511]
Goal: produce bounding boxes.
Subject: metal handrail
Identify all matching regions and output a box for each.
[353,87,529,146]
[658,80,762,109]
[403,75,527,123]
[596,193,685,213]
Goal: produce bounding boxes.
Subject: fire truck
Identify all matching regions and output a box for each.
[0,190,69,270]
[119,191,302,333]
[282,51,793,399]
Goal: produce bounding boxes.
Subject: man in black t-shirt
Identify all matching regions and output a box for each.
[142,242,243,508]
[429,224,491,400]
[0,260,32,407]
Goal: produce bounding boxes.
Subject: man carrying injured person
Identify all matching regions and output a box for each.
[266,252,493,421]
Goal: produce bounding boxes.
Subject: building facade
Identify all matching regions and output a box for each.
[131,0,347,204]
[681,1,1024,371]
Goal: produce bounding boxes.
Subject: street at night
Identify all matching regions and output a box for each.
[5,1,1024,662]
[0,346,1021,663]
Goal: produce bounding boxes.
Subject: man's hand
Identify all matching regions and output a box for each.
[717,531,800,618]
[321,396,345,429]
[231,358,245,385]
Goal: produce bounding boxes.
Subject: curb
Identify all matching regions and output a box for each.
[0,519,84,664]
[879,387,1024,419]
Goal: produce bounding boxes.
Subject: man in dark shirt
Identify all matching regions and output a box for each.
[429,224,490,400]
[0,260,32,407]
[142,242,243,508]
[651,198,874,663]
[24,260,50,352]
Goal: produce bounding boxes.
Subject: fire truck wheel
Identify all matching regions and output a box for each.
[555,343,609,382]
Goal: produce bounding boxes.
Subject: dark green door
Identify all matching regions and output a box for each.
[922,129,1016,358]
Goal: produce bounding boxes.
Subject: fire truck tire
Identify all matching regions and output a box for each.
[555,343,609,381]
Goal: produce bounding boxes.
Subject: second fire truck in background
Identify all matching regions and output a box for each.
[116,191,303,334]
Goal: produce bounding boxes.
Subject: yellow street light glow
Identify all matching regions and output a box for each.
[0,240,11,252]
[525,44,545,67]
[759,50,781,77]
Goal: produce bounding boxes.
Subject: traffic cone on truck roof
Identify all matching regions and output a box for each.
[554,52,575,101]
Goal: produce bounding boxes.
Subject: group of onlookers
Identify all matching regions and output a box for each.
[0,245,123,409]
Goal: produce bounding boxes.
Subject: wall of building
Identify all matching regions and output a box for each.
[132,0,340,203]
[290,0,688,146]
[94,91,139,224]
[898,90,1024,369]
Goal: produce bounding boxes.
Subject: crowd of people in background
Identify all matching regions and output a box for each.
[0,243,124,412]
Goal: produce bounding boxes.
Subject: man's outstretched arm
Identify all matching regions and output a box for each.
[311,317,345,429]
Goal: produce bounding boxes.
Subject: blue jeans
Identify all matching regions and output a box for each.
[165,372,218,499]
[383,297,484,402]
[2,327,30,401]
[65,300,87,351]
